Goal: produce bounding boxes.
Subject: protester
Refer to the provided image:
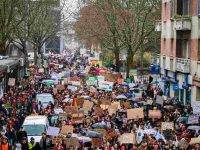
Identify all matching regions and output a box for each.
[0,51,199,149]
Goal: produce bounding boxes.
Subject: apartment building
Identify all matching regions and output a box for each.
[155,0,200,106]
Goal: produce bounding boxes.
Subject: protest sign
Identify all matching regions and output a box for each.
[58,113,68,121]
[127,108,144,120]
[8,78,15,86]
[97,76,105,82]
[71,110,84,124]
[83,100,94,111]
[53,88,57,95]
[148,110,162,119]
[118,133,136,144]
[108,107,117,116]
[111,102,121,109]
[192,102,200,114]
[187,115,200,124]
[190,137,200,144]
[86,77,97,86]
[56,84,65,91]
[122,102,131,109]
[60,125,74,135]
[98,81,114,91]
[100,99,111,105]
[156,95,164,106]
[161,122,174,131]
[94,107,104,116]
[47,127,60,136]
[65,137,79,148]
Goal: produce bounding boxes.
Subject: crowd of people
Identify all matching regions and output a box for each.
[0,52,200,150]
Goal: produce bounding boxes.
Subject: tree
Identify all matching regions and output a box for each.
[74,3,124,72]
[97,0,161,77]
[0,0,24,55]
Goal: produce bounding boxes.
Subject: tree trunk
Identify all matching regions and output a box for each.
[126,47,133,78]
[34,47,38,65]
[114,50,120,72]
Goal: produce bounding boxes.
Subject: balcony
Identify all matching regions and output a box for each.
[151,54,160,65]
[176,58,190,73]
[155,21,161,32]
[174,18,191,31]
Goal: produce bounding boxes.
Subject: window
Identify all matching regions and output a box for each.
[177,0,190,16]
[198,0,200,15]
[198,39,200,60]
[196,87,200,101]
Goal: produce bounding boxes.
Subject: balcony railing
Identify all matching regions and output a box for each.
[176,58,190,73]
[151,54,160,65]
[174,18,191,30]
[155,21,162,32]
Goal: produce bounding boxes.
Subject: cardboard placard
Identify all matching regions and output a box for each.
[156,95,164,106]
[111,102,121,109]
[190,137,200,144]
[92,138,102,148]
[53,88,57,95]
[118,133,136,144]
[122,102,131,109]
[47,127,60,136]
[127,108,144,120]
[60,125,74,135]
[65,137,79,148]
[58,113,68,121]
[148,110,162,119]
[57,84,65,91]
[100,99,111,105]
[83,100,94,111]
[64,106,78,114]
[108,107,117,116]
[8,78,15,86]
[161,122,174,131]
[94,107,104,116]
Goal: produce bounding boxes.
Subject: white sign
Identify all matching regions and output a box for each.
[192,102,200,114]
[98,81,114,91]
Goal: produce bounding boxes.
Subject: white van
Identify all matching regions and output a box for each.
[22,115,49,142]
[36,93,54,108]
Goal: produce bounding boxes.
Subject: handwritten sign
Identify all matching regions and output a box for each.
[47,127,60,136]
[83,100,94,111]
[118,133,136,144]
[161,122,174,131]
[60,125,74,135]
[148,110,162,119]
[190,137,200,144]
[127,108,144,120]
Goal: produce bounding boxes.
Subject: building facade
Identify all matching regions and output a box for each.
[155,0,200,106]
